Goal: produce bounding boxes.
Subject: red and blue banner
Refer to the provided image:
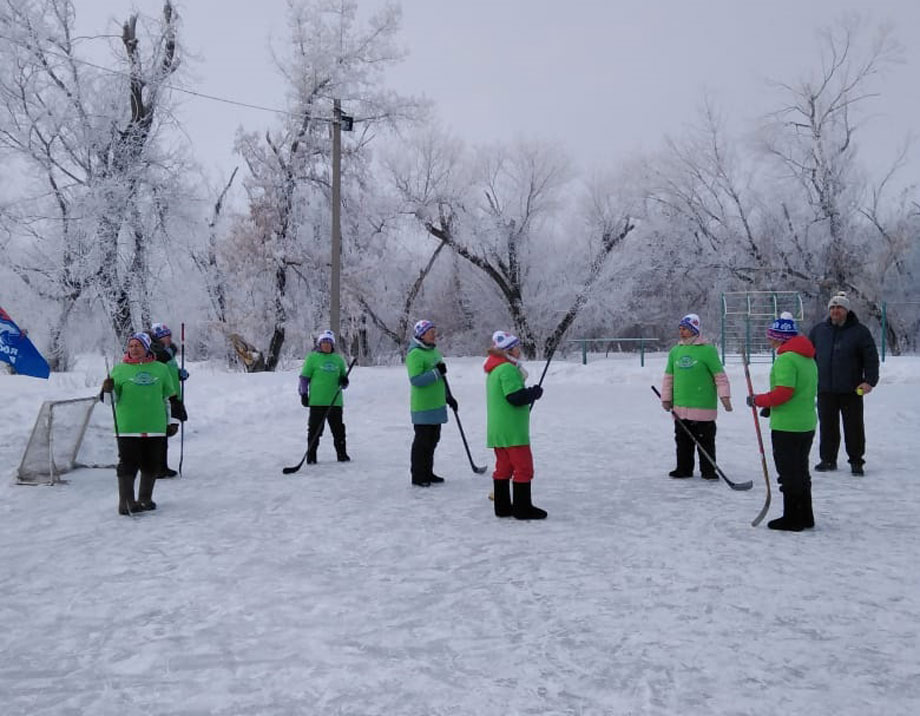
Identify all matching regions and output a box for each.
[0,306,51,379]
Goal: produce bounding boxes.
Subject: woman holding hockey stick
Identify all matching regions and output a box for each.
[405,320,457,487]
[660,313,733,480]
[747,313,818,532]
[484,331,546,519]
[298,330,351,464]
[148,322,188,478]
[101,332,178,515]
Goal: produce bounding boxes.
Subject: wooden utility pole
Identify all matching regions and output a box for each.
[331,99,343,337]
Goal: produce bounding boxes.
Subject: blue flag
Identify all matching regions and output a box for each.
[0,306,51,379]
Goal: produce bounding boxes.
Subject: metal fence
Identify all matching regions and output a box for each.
[566,338,659,366]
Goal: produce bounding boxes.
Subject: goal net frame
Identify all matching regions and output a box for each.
[720,291,804,364]
[17,396,102,485]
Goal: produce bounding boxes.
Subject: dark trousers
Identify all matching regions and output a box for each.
[771,430,815,496]
[817,392,865,466]
[674,420,717,476]
[411,424,441,482]
[308,406,346,454]
[117,437,164,478]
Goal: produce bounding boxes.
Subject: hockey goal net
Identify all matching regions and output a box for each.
[17,396,115,485]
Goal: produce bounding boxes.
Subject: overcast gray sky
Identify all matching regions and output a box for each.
[76,0,920,183]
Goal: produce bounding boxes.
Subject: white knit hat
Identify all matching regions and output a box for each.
[679,314,701,336]
[492,330,520,351]
[828,292,850,310]
[413,320,435,339]
[316,330,335,347]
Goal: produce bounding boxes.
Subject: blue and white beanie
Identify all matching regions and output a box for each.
[679,313,701,336]
[128,331,152,353]
[413,320,435,340]
[150,322,171,340]
[492,330,520,351]
[316,329,336,347]
[767,312,798,342]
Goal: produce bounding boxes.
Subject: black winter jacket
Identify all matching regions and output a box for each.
[808,312,879,394]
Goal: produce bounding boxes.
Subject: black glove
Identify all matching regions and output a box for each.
[745,395,756,408]
[446,395,458,411]
[166,423,179,437]
[529,385,544,401]
[169,397,188,422]
[178,368,190,381]
[436,362,447,375]
[759,407,771,418]
[339,376,349,388]
[300,393,310,408]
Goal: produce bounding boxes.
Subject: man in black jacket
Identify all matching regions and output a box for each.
[808,292,879,476]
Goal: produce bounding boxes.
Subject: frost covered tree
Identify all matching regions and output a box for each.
[396,136,635,359]
[225,0,421,370]
[761,19,902,301]
[0,0,185,366]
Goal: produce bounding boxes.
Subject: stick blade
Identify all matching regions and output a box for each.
[729,480,754,491]
[751,494,772,526]
[282,465,302,475]
[473,465,488,474]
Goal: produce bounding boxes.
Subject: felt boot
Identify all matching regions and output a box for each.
[767,492,804,532]
[117,473,140,516]
[137,471,157,511]
[512,481,547,520]
[493,479,512,517]
[334,439,351,462]
[800,490,815,529]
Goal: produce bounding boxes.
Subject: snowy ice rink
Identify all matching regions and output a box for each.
[2,353,918,715]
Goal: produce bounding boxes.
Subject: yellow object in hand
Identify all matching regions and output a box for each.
[856,387,864,396]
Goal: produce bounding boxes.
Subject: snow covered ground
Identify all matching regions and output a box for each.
[1,352,918,716]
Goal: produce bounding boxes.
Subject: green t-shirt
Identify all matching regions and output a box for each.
[300,351,347,407]
[405,343,446,420]
[111,360,176,435]
[665,342,724,409]
[486,360,530,448]
[769,349,818,432]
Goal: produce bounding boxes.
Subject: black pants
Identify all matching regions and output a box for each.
[411,424,441,482]
[771,430,815,496]
[817,392,865,466]
[674,419,717,476]
[308,406,346,454]
[117,436,165,479]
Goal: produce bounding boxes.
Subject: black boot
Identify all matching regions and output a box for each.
[137,472,157,511]
[493,479,512,517]
[800,490,815,529]
[767,492,804,532]
[117,473,139,516]
[512,481,547,520]
[334,439,351,462]
[306,447,317,465]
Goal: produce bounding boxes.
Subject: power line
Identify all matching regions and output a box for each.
[0,32,344,121]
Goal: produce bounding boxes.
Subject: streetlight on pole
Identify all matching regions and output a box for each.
[330,99,354,339]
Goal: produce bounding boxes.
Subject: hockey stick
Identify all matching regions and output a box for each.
[104,356,133,517]
[651,386,752,491]
[529,349,555,411]
[282,357,357,475]
[742,350,772,526]
[442,375,488,474]
[178,322,185,477]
